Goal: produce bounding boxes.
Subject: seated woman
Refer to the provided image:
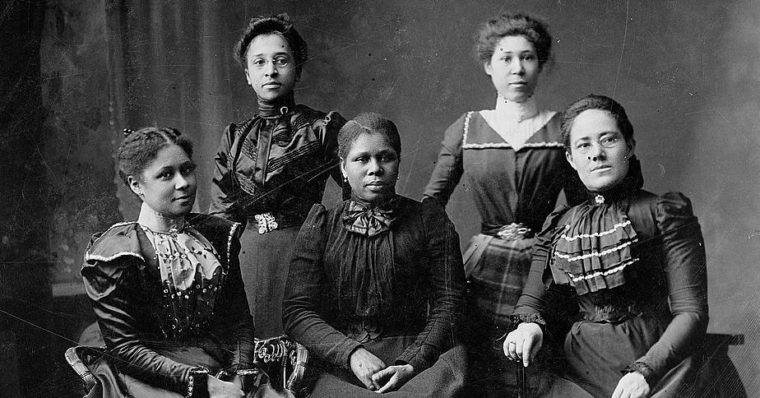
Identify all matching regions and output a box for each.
[503,95,710,398]
[82,128,254,398]
[282,113,467,397]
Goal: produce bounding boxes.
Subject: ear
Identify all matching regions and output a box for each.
[626,139,637,158]
[565,150,578,171]
[483,61,493,76]
[339,158,347,179]
[244,69,252,86]
[128,175,143,197]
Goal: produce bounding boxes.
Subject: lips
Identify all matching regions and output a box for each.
[173,195,192,202]
[262,82,281,88]
[590,165,612,172]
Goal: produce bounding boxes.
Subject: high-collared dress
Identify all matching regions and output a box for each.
[512,161,710,397]
[423,97,584,392]
[81,214,254,397]
[210,95,346,338]
[283,196,467,397]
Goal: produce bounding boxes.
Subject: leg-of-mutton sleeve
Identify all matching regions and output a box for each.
[282,204,363,370]
[209,122,244,222]
[82,256,195,395]
[423,113,466,206]
[628,192,709,385]
[393,201,466,372]
[208,223,255,374]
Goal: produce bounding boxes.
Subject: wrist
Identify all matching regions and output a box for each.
[623,361,655,386]
[187,367,209,398]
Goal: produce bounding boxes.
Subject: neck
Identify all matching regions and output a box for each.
[137,202,186,233]
[257,92,296,117]
[494,94,538,122]
[351,192,397,208]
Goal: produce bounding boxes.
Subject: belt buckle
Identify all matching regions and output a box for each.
[497,223,529,240]
[254,212,278,234]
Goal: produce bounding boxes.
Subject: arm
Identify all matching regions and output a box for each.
[394,202,466,373]
[318,111,348,185]
[82,258,194,395]
[209,123,242,222]
[422,114,466,206]
[209,225,255,374]
[627,192,709,385]
[282,204,362,369]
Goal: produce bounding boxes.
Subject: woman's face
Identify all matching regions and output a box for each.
[129,144,197,218]
[484,35,541,103]
[244,33,298,102]
[565,109,635,192]
[340,133,399,204]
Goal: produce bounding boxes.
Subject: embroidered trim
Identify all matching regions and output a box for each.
[85,252,144,263]
[462,111,474,146]
[462,141,564,150]
[555,239,638,262]
[228,222,240,267]
[560,220,633,241]
[567,258,638,282]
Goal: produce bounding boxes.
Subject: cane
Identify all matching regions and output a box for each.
[515,361,528,398]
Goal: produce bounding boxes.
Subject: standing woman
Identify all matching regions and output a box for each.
[82,128,253,397]
[423,13,582,392]
[504,95,709,398]
[210,14,346,338]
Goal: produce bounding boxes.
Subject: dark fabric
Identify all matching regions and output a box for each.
[238,224,301,338]
[209,104,346,223]
[342,199,397,238]
[283,196,466,377]
[81,214,254,397]
[307,340,467,398]
[423,111,584,234]
[513,190,709,397]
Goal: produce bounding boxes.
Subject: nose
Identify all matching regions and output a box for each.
[175,173,190,190]
[367,158,384,175]
[510,59,525,75]
[587,143,606,162]
[265,60,278,77]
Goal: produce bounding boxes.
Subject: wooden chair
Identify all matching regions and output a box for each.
[64,336,309,398]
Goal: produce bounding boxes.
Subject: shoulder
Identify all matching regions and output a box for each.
[291,105,347,131]
[187,213,243,253]
[84,222,144,266]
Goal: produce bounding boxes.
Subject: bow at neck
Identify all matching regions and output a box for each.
[342,197,398,237]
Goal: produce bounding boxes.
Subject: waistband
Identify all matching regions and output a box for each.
[482,223,534,240]
[246,211,304,234]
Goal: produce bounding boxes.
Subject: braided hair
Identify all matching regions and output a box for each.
[117,127,193,187]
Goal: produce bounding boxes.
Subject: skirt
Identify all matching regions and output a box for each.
[306,336,467,398]
[238,224,301,338]
[461,234,536,397]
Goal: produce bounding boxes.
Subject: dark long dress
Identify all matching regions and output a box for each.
[210,94,346,338]
[282,196,467,397]
[423,108,583,393]
[513,161,710,397]
[81,214,254,397]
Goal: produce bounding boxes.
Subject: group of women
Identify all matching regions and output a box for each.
[80,11,715,398]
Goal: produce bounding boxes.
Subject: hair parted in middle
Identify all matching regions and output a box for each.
[234,13,308,76]
[474,13,553,68]
[559,94,635,149]
[117,127,193,187]
[338,112,402,160]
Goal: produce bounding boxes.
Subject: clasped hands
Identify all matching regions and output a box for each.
[349,347,414,393]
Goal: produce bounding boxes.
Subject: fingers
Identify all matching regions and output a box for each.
[373,368,398,393]
[520,337,534,367]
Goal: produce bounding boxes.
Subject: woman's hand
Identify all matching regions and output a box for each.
[503,322,543,367]
[207,375,244,398]
[611,372,650,398]
[349,347,387,390]
[372,364,415,393]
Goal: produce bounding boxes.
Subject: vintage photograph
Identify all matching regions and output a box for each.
[0,0,757,397]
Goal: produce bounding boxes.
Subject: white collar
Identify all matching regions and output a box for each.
[493,94,539,123]
[137,202,186,233]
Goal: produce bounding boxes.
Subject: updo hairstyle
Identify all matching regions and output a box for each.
[474,13,553,68]
[559,94,635,149]
[338,112,402,159]
[117,127,193,187]
[235,13,308,76]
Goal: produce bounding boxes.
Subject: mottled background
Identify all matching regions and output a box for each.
[1,0,758,396]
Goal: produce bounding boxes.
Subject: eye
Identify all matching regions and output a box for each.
[575,142,591,153]
[180,163,196,176]
[601,136,620,147]
[252,58,265,67]
[354,156,368,163]
[522,54,536,61]
[274,56,290,67]
[158,170,173,180]
[380,153,397,162]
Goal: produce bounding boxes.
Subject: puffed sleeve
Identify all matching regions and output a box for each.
[209,123,243,222]
[394,201,466,372]
[208,223,255,373]
[82,255,194,394]
[282,204,362,369]
[314,110,348,185]
[422,113,467,206]
[629,192,709,385]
